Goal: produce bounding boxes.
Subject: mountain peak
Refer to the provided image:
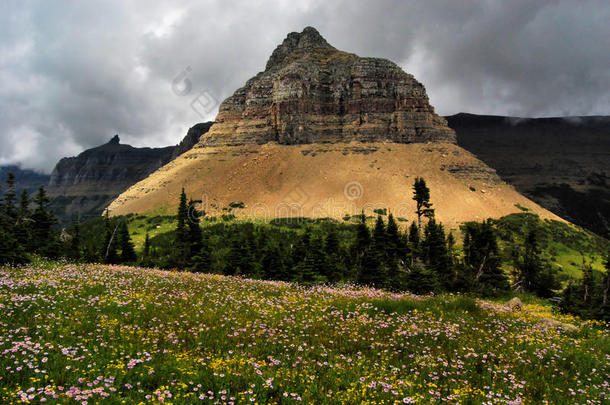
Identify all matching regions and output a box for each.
[108,134,120,145]
[265,26,334,70]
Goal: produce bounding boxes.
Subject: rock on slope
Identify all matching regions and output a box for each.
[48,123,212,223]
[108,27,560,227]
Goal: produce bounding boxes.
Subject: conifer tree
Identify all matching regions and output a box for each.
[101,211,119,264]
[358,216,387,287]
[372,215,387,249]
[582,262,594,304]
[324,228,344,282]
[31,186,59,257]
[191,243,213,274]
[602,252,610,307]
[188,199,203,258]
[139,231,154,267]
[67,214,81,261]
[118,220,137,263]
[0,174,27,264]
[412,177,434,228]
[512,228,558,297]
[386,214,400,257]
[292,228,311,269]
[261,242,286,280]
[3,172,17,223]
[227,233,254,276]
[601,252,610,320]
[143,232,151,259]
[15,189,32,248]
[173,188,191,268]
[462,220,509,295]
[421,219,452,290]
[408,221,420,263]
[406,263,439,294]
[352,212,371,278]
[300,235,326,283]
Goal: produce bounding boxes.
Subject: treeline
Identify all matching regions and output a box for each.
[0,172,136,265]
[1,172,609,320]
[0,174,62,262]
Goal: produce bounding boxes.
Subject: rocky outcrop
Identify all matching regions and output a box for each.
[200,27,455,147]
[171,122,214,160]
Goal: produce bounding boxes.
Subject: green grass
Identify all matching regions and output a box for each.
[492,213,609,278]
[1,262,608,403]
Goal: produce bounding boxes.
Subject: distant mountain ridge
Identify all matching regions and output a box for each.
[447,112,610,237]
[46,122,213,223]
[0,165,50,196]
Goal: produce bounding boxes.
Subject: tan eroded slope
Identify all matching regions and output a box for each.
[107,142,561,229]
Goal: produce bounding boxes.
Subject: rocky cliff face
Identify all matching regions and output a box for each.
[48,122,212,223]
[200,27,455,147]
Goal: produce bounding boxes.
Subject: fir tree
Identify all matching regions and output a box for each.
[299,235,326,283]
[357,216,387,287]
[412,177,434,228]
[0,175,27,264]
[3,172,17,223]
[139,231,156,268]
[67,214,81,261]
[324,228,344,282]
[421,219,452,290]
[188,199,203,258]
[15,189,32,248]
[386,214,401,258]
[602,252,610,306]
[408,221,420,263]
[31,186,59,257]
[601,252,610,320]
[101,210,119,264]
[261,242,287,280]
[406,263,439,294]
[582,262,594,304]
[512,228,558,297]
[292,228,311,270]
[227,233,254,276]
[352,212,371,278]
[372,215,387,249]
[118,220,137,263]
[173,188,191,268]
[191,245,213,274]
[462,220,509,295]
[143,232,151,259]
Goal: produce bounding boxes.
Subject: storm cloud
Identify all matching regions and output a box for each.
[1,0,609,172]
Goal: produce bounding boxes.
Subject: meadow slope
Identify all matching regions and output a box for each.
[1,262,608,404]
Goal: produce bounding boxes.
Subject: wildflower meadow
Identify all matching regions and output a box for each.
[1,262,608,404]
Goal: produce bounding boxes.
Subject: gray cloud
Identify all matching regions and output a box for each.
[1,0,609,172]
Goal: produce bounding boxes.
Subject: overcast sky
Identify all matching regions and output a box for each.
[1,0,609,172]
